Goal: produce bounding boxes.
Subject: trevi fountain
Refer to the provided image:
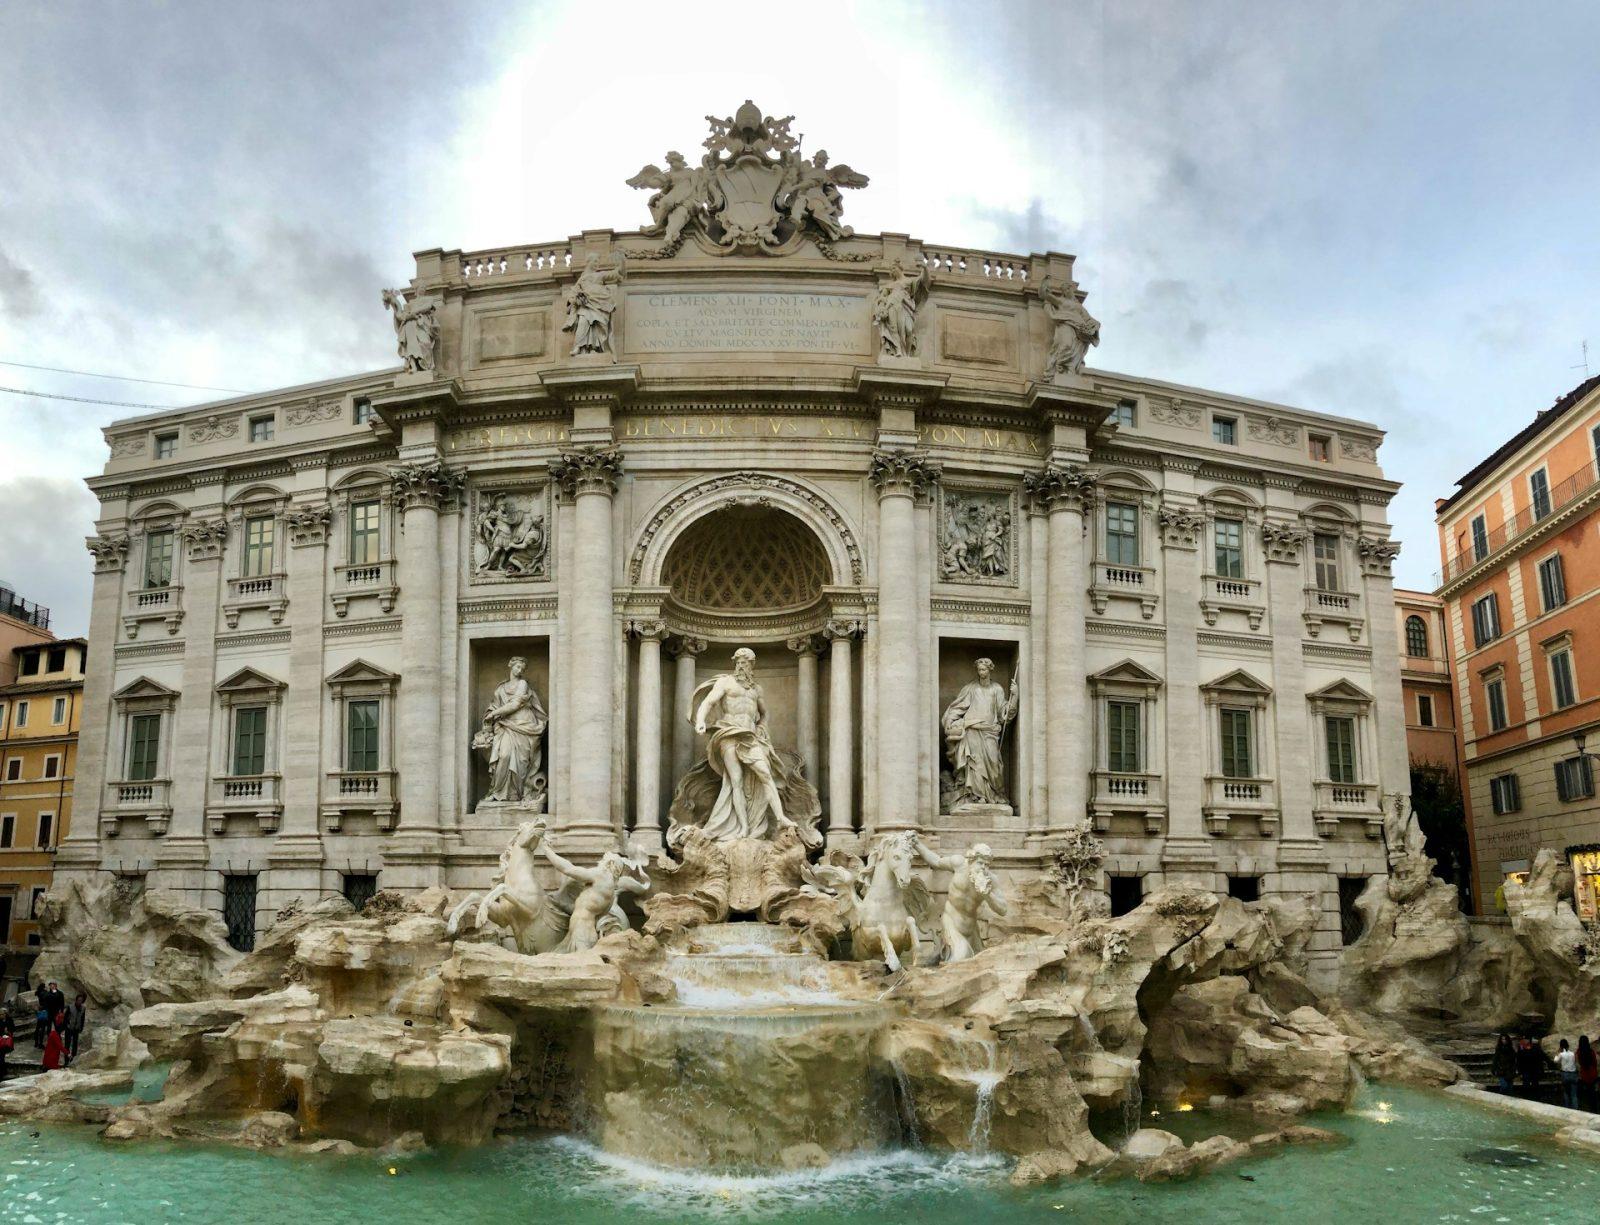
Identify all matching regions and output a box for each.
[6,103,1600,1221]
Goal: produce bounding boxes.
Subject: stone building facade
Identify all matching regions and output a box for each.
[55,105,1407,985]
[1435,373,1600,917]
[1394,589,1460,775]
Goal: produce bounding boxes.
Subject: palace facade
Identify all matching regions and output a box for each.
[56,105,1407,986]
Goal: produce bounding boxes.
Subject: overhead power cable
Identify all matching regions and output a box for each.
[0,357,247,394]
[0,383,191,411]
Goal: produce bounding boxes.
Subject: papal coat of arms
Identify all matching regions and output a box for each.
[626,100,869,256]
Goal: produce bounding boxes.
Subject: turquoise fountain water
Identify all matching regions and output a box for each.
[4,1085,1599,1223]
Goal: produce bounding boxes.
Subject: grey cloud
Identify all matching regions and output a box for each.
[0,247,43,320]
[0,477,98,636]
[967,199,1074,257]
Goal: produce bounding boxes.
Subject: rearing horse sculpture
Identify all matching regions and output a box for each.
[804,830,934,972]
[446,817,569,955]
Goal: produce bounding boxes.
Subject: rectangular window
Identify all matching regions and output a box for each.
[0,814,13,847]
[248,415,275,443]
[1417,694,1435,727]
[1556,756,1594,803]
[47,647,65,672]
[0,896,12,942]
[18,654,37,677]
[1485,677,1508,731]
[1227,875,1261,902]
[1106,700,1141,773]
[1108,874,1143,917]
[1219,707,1253,778]
[1471,514,1489,561]
[1313,533,1341,591]
[343,873,379,911]
[154,431,177,460]
[1214,519,1244,578]
[1551,648,1578,709]
[127,713,161,781]
[1110,399,1136,429]
[51,697,66,724]
[1308,434,1331,463]
[1339,876,1369,945]
[223,874,257,953]
[1471,594,1501,647]
[14,700,27,727]
[1539,554,1567,611]
[1104,502,1140,567]
[1489,773,1521,816]
[1530,469,1552,520]
[4,759,18,781]
[43,755,59,780]
[145,528,175,589]
[232,707,268,776]
[36,812,53,848]
[347,699,381,772]
[353,398,374,426]
[349,500,381,565]
[1212,416,1237,446]
[242,515,275,577]
[1325,716,1357,783]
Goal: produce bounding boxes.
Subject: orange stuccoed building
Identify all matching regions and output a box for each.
[1435,374,1600,917]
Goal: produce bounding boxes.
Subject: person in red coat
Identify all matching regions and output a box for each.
[41,1013,66,1071]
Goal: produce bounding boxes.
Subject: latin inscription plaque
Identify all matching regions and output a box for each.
[626,291,869,355]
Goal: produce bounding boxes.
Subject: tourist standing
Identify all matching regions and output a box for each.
[0,1005,13,1082]
[64,994,87,1063]
[1578,1036,1598,1112]
[1492,1034,1516,1092]
[1557,1039,1580,1109]
[1517,1037,1545,1095]
[41,1014,65,1071]
[33,982,48,1048]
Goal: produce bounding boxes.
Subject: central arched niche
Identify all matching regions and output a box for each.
[661,505,830,617]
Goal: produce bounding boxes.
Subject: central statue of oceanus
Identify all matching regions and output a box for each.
[664,647,822,849]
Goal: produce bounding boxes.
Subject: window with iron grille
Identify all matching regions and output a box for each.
[1470,514,1489,561]
[1106,700,1140,773]
[1219,707,1252,778]
[349,500,381,565]
[1485,677,1508,731]
[1539,554,1567,611]
[347,700,380,772]
[1214,519,1243,578]
[1338,876,1368,945]
[128,713,161,781]
[232,706,267,776]
[145,529,175,589]
[1108,874,1143,917]
[1405,615,1429,657]
[1530,468,1552,520]
[1556,755,1593,803]
[1324,716,1357,783]
[242,515,275,577]
[1489,773,1520,815]
[1471,594,1500,647]
[343,873,379,911]
[223,874,257,952]
[1551,648,1578,710]
[1104,502,1140,566]
[1313,533,1341,591]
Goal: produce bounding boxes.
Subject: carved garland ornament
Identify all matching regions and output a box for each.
[628,471,864,585]
[86,533,130,573]
[389,461,465,511]
[548,447,624,498]
[1246,416,1300,447]
[108,435,146,459]
[1148,399,1201,429]
[1340,435,1380,462]
[285,398,341,428]
[189,414,239,444]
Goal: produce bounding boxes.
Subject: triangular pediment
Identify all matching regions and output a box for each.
[215,665,285,695]
[1201,668,1272,695]
[1089,658,1164,686]
[1306,678,1373,703]
[325,658,400,686]
[112,676,178,702]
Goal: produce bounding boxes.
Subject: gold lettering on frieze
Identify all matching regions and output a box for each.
[445,424,570,454]
[619,415,870,443]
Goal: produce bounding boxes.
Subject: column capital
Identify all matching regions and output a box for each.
[823,618,865,642]
[869,449,941,499]
[285,502,333,548]
[1261,519,1310,564]
[389,461,465,512]
[1156,500,1205,550]
[1357,534,1401,578]
[1023,463,1097,514]
[787,634,821,656]
[667,634,708,660]
[180,518,229,562]
[86,532,130,573]
[627,618,668,641]
[549,446,624,498]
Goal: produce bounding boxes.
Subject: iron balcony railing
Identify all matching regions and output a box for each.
[1438,458,1600,586]
[0,587,50,629]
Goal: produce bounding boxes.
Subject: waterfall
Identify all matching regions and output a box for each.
[891,1058,921,1145]
[964,1041,1000,1155]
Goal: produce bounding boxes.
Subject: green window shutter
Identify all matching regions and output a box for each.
[128,713,161,781]
[1107,701,1140,773]
[1325,716,1356,784]
[1220,708,1252,778]
[233,707,267,776]
[348,700,380,772]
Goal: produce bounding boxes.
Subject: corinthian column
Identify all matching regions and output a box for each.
[550,446,624,839]
[823,619,861,834]
[669,636,707,788]
[1025,463,1097,832]
[870,449,939,831]
[630,620,666,846]
[789,635,820,785]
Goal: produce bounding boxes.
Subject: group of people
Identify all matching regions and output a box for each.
[0,980,87,1081]
[1493,1033,1600,1110]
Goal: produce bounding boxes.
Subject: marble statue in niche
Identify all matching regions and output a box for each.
[665,648,822,848]
[563,255,622,354]
[382,287,439,373]
[940,658,1019,809]
[474,491,548,578]
[1039,276,1099,378]
[472,657,547,812]
[941,491,1012,581]
[874,262,930,357]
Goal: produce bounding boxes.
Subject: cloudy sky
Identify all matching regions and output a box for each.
[2,1,1597,635]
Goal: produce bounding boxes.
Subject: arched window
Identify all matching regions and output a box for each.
[1405,615,1429,658]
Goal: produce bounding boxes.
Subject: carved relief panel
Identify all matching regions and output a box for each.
[938,487,1016,586]
[470,483,552,583]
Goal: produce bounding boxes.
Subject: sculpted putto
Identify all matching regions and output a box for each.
[914,837,1007,963]
[666,648,822,848]
[779,149,868,241]
[1040,276,1100,378]
[563,255,622,355]
[941,658,1019,807]
[624,150,706,247]
[382,287,439,373]
[472,657,547,808]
